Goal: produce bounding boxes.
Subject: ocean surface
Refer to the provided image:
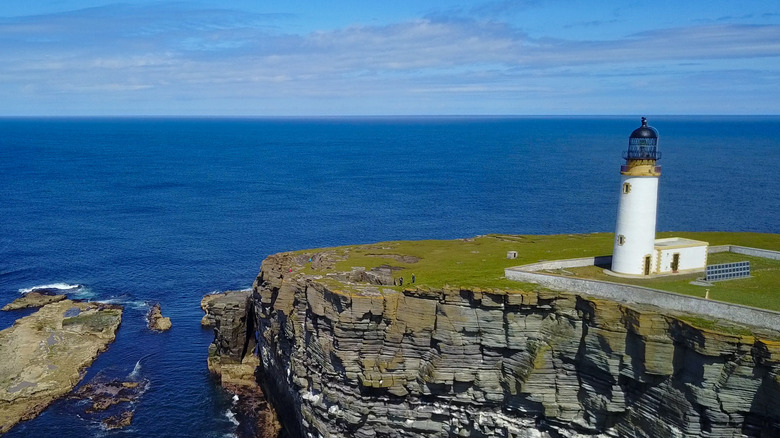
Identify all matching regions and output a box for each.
[0,116,778,436]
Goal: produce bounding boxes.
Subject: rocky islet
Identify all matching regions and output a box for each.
[147,302,172,331]
[0,300,123,433]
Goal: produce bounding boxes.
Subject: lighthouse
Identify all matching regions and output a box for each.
[611,117,661,276]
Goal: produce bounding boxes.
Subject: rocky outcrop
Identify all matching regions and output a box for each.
[201,293,221,327]
[2,291,67,311]
[206,290,256,365]
[250,252,780,438]
[205,290,282,437]
[0,300,122,433]
[147,303,171,331]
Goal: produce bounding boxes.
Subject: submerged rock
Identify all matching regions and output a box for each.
[103,410,134,429]
[2,291,67,311]
[72,379,146,413]
[70,376,147,430]
[147,303,171,331]
[0,300,122,434]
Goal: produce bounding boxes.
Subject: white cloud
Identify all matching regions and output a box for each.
[1,3,779,114]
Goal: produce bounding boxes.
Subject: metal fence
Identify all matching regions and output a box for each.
[705,261,750,282]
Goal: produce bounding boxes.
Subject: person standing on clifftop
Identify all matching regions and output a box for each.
[412,274,415,283]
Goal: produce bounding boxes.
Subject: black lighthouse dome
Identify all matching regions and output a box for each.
[630,117,658,139]
[624,117,660,161]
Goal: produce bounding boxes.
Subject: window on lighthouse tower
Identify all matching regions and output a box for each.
[622,183,631,194]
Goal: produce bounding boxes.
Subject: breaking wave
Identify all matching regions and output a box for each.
[128,360,142,380]
[19,282,82,294]
[96,297,149,311]
[224,410,240,426]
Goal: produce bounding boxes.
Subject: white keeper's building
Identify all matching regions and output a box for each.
[611,118,708,276]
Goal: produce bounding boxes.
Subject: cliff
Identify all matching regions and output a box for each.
[207,234,780,437]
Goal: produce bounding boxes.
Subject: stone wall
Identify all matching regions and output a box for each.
[709,245,780,260]
[730,246,780,261]
[505,246,780,332]
[504,268,780,332]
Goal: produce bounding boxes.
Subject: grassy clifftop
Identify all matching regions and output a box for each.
[291,231,780,310]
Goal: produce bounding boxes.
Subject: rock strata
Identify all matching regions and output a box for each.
[201,293,221,327]
[147,303,172,331]
[205,290,256,364]
[247,251,780,438]
[205,290,282,437]
[2,291,67,311]
[0,300,122,434]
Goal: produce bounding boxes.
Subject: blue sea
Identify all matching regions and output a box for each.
[0,116,778,436]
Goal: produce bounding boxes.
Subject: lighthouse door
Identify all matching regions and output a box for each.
[672,253,680,273]
[643,256,651,275]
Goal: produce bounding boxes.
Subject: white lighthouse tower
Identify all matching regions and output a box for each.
[612,117,661,276]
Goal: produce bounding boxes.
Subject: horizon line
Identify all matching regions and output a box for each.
[2,114,779,119]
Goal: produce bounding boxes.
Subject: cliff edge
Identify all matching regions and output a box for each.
[209,234,780,437]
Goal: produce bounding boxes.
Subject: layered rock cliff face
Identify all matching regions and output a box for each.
[245,252,780,438]
[205,290,282,437]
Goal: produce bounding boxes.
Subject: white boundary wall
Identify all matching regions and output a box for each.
[709,245,780,261]
[505,246,780,332]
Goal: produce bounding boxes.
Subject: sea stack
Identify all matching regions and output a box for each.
[147,303,172,331]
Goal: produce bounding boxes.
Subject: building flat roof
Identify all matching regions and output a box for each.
[654,237,709,248]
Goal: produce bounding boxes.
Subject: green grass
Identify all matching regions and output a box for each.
[294,232,780,310]
[62,309,122,331]
[305,233,615,290]
[675,315,755,337]
[568,250,780,311]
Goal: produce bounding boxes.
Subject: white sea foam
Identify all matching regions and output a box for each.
[128,360,142,380]
[96,298,148,310]
[70,287,96,299]
[232,394,239,403]
[19,283,82,294]
[224,409,240,426]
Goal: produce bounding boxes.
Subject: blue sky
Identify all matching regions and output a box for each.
[1,1,779,115]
